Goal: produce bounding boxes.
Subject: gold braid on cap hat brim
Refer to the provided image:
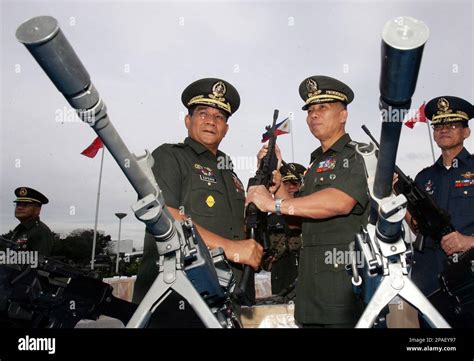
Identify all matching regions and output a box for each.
[15,197,42,204]
[431,111,469,124]
[282,175,299,182]
[305,91,348,106]
[187,96,231,114]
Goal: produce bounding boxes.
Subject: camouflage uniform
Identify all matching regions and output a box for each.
[266,214,301,294]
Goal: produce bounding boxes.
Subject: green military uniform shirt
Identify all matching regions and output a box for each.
[134,137,247,304]
[11,217,53,256]
[295,133,369,326]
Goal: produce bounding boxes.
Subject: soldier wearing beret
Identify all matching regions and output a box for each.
[408,96,474,326]
[265,162,305,295]
[133,78,263,326]
[10,187,53,256]
[247,75,369,327]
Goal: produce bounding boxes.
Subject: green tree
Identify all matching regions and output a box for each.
[52,229,112,265]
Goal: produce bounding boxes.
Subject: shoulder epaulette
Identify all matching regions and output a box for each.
[419,165,433,173]
[172,142,187,148]
[346,140,368,149]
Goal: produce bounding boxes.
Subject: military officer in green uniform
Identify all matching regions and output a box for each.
[247,75,369,327]
[133,78,263,326]
[265,162,305,295]
[10,187,53,256]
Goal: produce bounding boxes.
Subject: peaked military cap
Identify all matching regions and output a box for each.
[14,187,49,205]
[299,75,354,110]
[181,78,240,116]
[280,162,306,183]
[425,96,472,126]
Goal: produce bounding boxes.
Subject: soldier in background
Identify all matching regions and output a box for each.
[410,96,474,295]
[407,96,473,327]
[265,163,305,295]
[10,187,53,256]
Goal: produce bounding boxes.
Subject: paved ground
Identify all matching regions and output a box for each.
[75,316,124,328]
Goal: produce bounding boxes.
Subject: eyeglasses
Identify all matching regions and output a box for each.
[196,110,227,123]
[432,123,463,132]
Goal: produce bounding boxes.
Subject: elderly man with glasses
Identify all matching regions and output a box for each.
[409,96,474,301]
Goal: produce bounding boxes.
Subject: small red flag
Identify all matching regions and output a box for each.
[405,103,427,129]
[81,137,103,158]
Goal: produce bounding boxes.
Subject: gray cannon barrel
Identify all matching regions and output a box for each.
[16,16,174,240]
[374,17,429,200]
[15,16,91,100]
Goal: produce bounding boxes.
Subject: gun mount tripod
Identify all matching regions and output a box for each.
[352,17,449,328]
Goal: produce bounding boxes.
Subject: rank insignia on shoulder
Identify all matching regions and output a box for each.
[316,157,336,173]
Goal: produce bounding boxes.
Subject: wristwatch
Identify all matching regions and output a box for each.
[275,198,283,216]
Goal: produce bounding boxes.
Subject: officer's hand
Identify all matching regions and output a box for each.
[268,170,282,194]
[256,145,267,166]
[256,143,283,169]
[246,185,274,213]
[225,238,263,270]
[274,144,283,169]
[441,231,474,256]
[392,173,399,193]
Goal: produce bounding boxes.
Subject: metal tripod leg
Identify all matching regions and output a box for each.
[356,262,450,328]
[171,271,223,327]
[127,270,172,328]
[127,257,222,328]
[398,276,450,328]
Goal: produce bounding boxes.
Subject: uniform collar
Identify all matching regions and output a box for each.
[184,137,231,166]
[184,137,209,155]
[435,147,471,168]
[19,217,40,230]
[310,133,351,162]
